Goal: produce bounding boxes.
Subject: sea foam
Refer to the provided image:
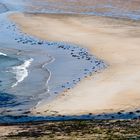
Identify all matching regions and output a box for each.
[11,58,33,88]
[0,52,7,56]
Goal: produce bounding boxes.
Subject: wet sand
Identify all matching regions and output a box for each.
[10,13,140,115]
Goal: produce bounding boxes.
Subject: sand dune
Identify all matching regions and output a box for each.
[10,13,140,115]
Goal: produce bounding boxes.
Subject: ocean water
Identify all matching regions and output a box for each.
[0,53,22,91]
[0,51,37,110]
[0,53,35,112]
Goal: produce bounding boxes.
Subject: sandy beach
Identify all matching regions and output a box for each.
[0,8,104,120]
[1,0,140,139]
[9,13,140,115]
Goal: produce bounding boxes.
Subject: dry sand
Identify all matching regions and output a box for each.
[10,13,140,115]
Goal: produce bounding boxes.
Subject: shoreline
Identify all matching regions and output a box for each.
[0,12,106,121]
[0,45,53,115]
[9,13,140,116]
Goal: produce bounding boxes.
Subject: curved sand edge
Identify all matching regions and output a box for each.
[10,13,140,115]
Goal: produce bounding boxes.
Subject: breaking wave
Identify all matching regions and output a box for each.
[11,58,33,88]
